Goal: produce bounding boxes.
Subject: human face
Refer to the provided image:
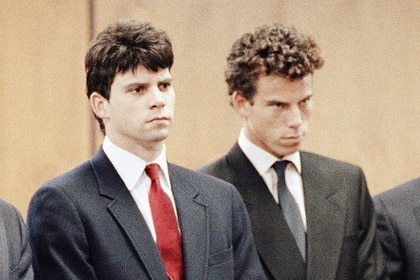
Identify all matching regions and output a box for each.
[234,74,313,158]
[90,65,175,157]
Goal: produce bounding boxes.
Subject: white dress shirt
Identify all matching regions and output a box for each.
[238,129,307,229]
[102,136,179,241]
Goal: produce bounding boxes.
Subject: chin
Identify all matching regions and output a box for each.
[278,147,300,157]
[153,132,170,142]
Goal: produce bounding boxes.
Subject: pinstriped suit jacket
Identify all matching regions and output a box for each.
[0,199,33,280]
[200,143,388,280]
[373,177,420,280]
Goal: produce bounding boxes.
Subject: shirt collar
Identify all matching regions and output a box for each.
[238,129,302,175]
[102,136,170,191]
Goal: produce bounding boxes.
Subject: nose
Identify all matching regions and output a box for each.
[149,87,165,109]
[287,105,303,128]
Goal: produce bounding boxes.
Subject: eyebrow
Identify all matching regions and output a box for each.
[300,93,313,100]
[264,93,313,104]
[160,77,173,83]
[123,82,145,90]
[126,78,173,91]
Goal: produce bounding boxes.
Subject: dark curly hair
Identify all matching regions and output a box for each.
[85,19,173,133]
[225,23,324,100]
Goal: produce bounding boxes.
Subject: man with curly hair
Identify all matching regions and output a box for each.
[200,23,388,279]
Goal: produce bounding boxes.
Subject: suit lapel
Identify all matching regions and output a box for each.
[90,149,167,279]
[169,164,208,280]
[227,144,305,279]
[301,152,346,280]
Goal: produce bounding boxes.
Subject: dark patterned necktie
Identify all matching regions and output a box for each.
[273,161,306,261]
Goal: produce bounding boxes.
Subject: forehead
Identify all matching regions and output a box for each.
[113,65,172,84]
[255,74,313,99]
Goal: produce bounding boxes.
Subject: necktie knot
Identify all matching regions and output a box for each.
[273,161,289,177]
[145,163,160,181]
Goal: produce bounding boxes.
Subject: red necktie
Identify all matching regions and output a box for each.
[145,164,184,280]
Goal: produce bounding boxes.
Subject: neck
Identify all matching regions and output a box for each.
[106,135,164,162]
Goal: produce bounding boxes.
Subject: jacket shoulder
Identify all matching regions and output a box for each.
[374,177,420,205]
[198,155,235,182]
[42,160,93,186]
[172,163,231,185]
[0,199,22,225]
[301,151,363,175]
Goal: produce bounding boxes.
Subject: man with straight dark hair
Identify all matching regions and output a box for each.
[28,19,265,280]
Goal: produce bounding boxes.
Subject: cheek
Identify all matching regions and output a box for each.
[306,102,314,113]
[301,104,313,119]
[165,96,176,116]
[168,95,176,107]
[111,103,140,124]
[165,91,176,104]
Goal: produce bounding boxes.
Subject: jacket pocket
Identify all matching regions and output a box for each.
[208,246,233,266]
[207,246,234,279]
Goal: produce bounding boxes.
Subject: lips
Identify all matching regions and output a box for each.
[282,134,304,146]
[148,116,169,123]
[284,134,302,140]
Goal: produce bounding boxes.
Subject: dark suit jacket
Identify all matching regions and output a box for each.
[27,148,265,280]
[0,199,33,280]
[373,177,420,280]
[199,143,388,280]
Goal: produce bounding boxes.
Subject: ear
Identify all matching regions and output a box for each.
[90,92,109,120]
[231,91,252,117]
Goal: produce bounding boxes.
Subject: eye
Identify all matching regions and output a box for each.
[268,101,286,108]
[299,96,312,106]
[159,81,172,91]
[129,85,146,94]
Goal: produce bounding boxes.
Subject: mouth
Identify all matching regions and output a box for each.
[148,116,170,123]
[282,134,304,145]
[284,134,303,140]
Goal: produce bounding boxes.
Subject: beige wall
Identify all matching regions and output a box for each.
[1,0,419,216]
[278,1,420,194]
[0,1,92,214]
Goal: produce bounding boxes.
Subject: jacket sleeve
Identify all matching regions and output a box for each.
[356,170,389,280]
[0,200,33,280]
[27,185,96,280]
[373,196,403,280]
[230,187,266,280]
[14,207,34,280]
